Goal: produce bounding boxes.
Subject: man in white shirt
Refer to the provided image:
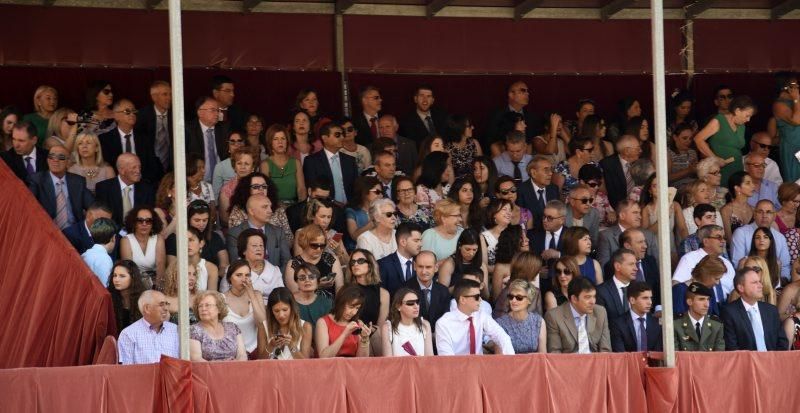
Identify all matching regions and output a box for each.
[435,279,514,355]
[673,225,736,299]
[595,248,638,321]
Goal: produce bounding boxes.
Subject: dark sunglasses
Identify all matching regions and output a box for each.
[755,142,775,150]
[136,217,153,224]
[309,243,326,250]
[464,293,482,301]
[229,139,245,145]
[507,294,527,302]
[586,181,600,188]
[499,187,517,195]
[63,119,77,126]
[383,211,397,218]
[351,258,369,265]
[101,88,113,95]
[296,274,318,281]
[403,299,420,306]
[572,197,594,205]
[47,153,68,161]
[369,189,384,195]
[250,184,268,191]
[555,267,572,275]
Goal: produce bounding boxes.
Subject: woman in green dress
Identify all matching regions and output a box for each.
[694,95,756,186]
[774,75,800,182]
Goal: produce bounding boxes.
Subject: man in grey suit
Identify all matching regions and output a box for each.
[545,277,612,353]
[596,199,659,268]
[226,194,290,271]
[377,115,417,176]
[565,184,600,246]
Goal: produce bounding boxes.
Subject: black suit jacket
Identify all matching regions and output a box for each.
[398,107,448,146]
[602,255,661,308]
[599,155,628,210]
[483,106,543,151]
[185,120,230,161]
[530,228,564,256]
[378,253,416,297]
[596,278,629,321]
[404,277,450,331]
[27,171,94,225]
[394,135,418,176]
[135,105,173,172]
[302,150,358,203]
[720,299,788,351]
[516,179,560,231]
[99,129,163,184]
[353,111,381,147]
[94,177,156,226]
[286,199,347,235]
[610,311,663,352]
[221,104,248,133]
[63,220,94,254]
[1,147,48,181]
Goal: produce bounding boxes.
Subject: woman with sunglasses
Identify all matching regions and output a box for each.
[339,117,372,173]
[293,262,333,328]
[482,199,513,272]
[381,288,434,356]
[496,279,546,354]
[81,80,116,135]
[295,198,348,265]
[696,157,728,210]
[349,249,389,355]
[578,164,616,230]
[561,226,603,286]
[492,252,542,319]
[553,138,597,201]
[393,175,435,231]
[493,176,533,230]
[472,156,498,209]
[211,131,249,198]
[543,257,580,311]
[259,287,312,359]
[667,122,699,189]
[120,206,165,288]
[68,131,116,194]
[285,224,344,297]
[166,200,229,271]
[260,124,306,206]
[315,284,371,358]
[346,176,383,250]
[23,85,58,143]
[43,107,78,152]
[773,74,800,182]
[356,198,398,260]
[227,171,293,243]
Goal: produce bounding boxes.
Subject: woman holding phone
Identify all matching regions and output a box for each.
[315,285,371,358]
[259,287,312,359]
[294,198,348,266]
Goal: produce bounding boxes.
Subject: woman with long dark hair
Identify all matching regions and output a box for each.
[447,176,482,230]
[438,228,488,295]
[442,114,483,179]
[490,225,530,300]
[381,288,434,356]
[315,285,371,358]
[107,260,147,333]
[415,151,453,209]
[694,95,757,185]
[260,287,312,359]
[472,156,498,208]
[720,171,755,242]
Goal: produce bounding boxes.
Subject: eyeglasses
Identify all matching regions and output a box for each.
[507,294,527,302]
[571,197,594,205]
[586,181,600,188]
[543,215,563,221]
[115,109,138,115]
[351,258,369,265]
[229,139,245,145]
[250,184,268,191]
[743,266,763,274]
[369,189,384,195]
[717,94,733,100]
[47,153,68,161]
[397,188,415,194]
[746,162,766,169]
[343,126,355,133]
[755,142,775,150]
[498,187,517,195]
[706,235,725,241]
[296,274,318,281]
[199,107,221,113]
[309,243,326,250]
[403,300,420,306]
[136,217,153,224]
[383,211,397,218]
[554,267,572,275]
[101,88,113,95]
[463,293,482,301]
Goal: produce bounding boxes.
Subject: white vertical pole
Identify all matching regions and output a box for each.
[168,0,190,360]
[651,0,676,368]
[335,13,351,117]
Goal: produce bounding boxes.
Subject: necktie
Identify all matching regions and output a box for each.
[624,162,635,193]
[548,231,557,250]
[748,307,767,351]
[54,181,69,229]
[513,161,522,182]
[537,188,545,210]
[122,186,133,220]
[638,317,648,351]
[695,321,702,341]
[424,115,435,135]
[636,261,645,282]
[621,286,630,312]
[25,156,35,175]
[370,116,378,139]
[383,183,391,199]
[577,316,591,354]
[468,316,476,355]
[156,114,170,170]
[404,260,412,281]
[329,153,347,204]
[715,283,725,303]
[423,288,431,307]
[124,134,132,153]
[204,128,217,182]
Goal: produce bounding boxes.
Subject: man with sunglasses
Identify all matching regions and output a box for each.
[28,144,94,230]
[673,225,736,304]
[565,184,600,246]
[303,122,357,205]
[436,278,514,356]
[484,81,542,153]
[185,96,230,182]
[743,131,783,185]
[100,99,162,185]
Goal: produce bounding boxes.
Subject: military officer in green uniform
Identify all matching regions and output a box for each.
[674,282,725,351]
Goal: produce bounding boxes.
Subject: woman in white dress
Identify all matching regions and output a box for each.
[188,227,219,291]
[223,260,268,358]
[381,288,433,357]
[259,287,312,359]
[120,206,165,289]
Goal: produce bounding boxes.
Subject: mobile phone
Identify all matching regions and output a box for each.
[333,233,343,242]
[351,327,362,336]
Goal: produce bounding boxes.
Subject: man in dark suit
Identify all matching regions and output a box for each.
[596,248,638,321]
[610,281,663,352]
[530,200,566,264]
[99,99,162,185]
[1,121,47,181]
[135,80,172,173]
[596,199,659,269]
[565,184,601,246]
[226,194,290,271]
[94,153,156,226]
[545,277,611,353]
[352,85,382,147]
[599,134,642,210]
[285,177,346,235]
[185,96,230,182]
[63,201,113,254]
[516,155,560,231]
[404,250,450,332]
[398,85,448,146]
[27,145,94,230]
[211,75,248,133]
[378,223,422,297]
[721,268,788,351]
[483,81,543,152]
[377,115,417,176]
[602,229,661,309]
[302,122,357,205]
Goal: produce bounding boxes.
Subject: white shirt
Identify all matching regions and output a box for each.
[672,248,735,295]
[630,310,648,341]
[118,127,136,154]
[544,226,563,250]
[397,252,414,280]
[435,308,514,356]
[688,313,705,332]
[612,276,631,306]
[23,147,37,171]
[532,182,547,203]
[118,176,134,206]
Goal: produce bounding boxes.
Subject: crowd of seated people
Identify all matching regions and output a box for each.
[5,73,800,364]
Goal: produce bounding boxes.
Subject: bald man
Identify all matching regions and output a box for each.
[94,153,155,226]
[743,131,783,185]
[226,194,290,271]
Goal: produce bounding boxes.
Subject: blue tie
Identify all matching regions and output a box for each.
[404,260,412,281]
[330,153,347,204]
[747,306,768,351]
[204,128,217,182]
[715,284,725,303]
[636,261,645,282]
[638,317,648,351]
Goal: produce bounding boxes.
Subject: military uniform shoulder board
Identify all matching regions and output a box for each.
[709,314,721,322]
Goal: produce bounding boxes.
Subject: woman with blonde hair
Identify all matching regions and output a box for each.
[43,107,78,151]
[68,131,115,193]
[731,256,778,306]
[493,252,542,319]
[496,279,547,354]
[162,260,199,325]
[421,198,464,265]
[23,85,58,143]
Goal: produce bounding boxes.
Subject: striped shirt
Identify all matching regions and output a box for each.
[118,318,180,364]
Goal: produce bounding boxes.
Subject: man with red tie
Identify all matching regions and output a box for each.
[435,279,514,355]
[352,85,383,147]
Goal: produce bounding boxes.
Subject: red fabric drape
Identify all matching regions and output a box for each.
[0,162,114,368]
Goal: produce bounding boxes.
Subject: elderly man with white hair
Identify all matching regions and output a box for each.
[117,290,179,364]
[357,198,398,260]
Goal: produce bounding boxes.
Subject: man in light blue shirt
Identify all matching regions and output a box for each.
[493,131,532,183]
[745,153,780,208]
[118,290,180,364]
[81,217,117,286]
